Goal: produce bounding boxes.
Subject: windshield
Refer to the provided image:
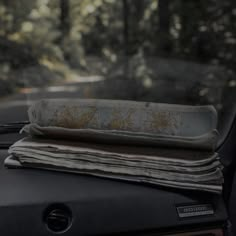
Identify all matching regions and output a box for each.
[0,0,235,140]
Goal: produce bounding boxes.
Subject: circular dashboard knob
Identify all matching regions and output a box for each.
[44,204,72,233]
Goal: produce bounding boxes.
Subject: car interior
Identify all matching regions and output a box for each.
[0,0,235,235]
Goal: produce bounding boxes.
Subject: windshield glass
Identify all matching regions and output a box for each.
[0,0,235,138]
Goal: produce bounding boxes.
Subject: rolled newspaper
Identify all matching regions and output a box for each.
[24,99,218,150]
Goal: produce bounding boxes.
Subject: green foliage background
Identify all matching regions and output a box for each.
[0,0,235,105]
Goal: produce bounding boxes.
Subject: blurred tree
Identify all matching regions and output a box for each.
[157,0,172,55]
[122,0,129,56]
[60,0,71,38]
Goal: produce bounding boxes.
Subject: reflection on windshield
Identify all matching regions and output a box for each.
[0,0,235,125]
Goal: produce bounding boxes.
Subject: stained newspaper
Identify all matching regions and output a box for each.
[5,99,223,193]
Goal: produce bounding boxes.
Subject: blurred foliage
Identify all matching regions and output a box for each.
[0,0,236,68]
[0,0,235,102]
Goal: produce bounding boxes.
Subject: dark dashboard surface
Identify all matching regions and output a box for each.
[0,149,227,236]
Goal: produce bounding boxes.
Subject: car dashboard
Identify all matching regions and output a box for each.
[0,148,227,236]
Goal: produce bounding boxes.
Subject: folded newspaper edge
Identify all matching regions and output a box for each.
[5,137,224,194]
[10,138,217,164]
[4,156,222,194]
[21,124,218,151]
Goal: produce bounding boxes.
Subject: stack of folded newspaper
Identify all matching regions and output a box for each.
[5,99,223,193]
